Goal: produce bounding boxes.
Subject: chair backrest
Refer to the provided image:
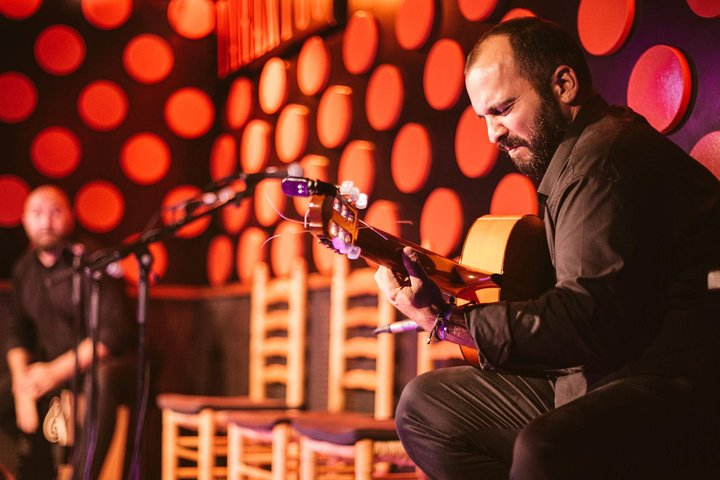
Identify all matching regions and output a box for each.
[248,257,308,408]
[326,256,396,420]
[416,335,467,375]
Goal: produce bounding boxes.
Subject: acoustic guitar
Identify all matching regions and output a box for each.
[282,177,555,366]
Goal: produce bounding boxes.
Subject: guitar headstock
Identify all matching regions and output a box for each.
[282,177,368,259]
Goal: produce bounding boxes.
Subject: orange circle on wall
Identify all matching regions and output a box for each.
[395,0,435,50]
[362,199,402,268]
[210,133,236,181]
[222,195,251,234]
[501,8,536,21]
[0,72,37,123]
[276,104,309,163]
[458,0,499,21]
[123,34,174,84]
[420,188,463,256]
[78,80,128,131]
[424,39,465,111]
[0,175,30,227]
[120,234,168,285]
[167,0,215,39]
[690,131,720,180]
[627,45,692,134]
[687,0,720,17]
[259,57,288,115]
[366,64,404,131]
[226,77,253,129]
[293,154,329,215]
[489,173,538,215]
[207,234,234,286]
[34,24,86,76]
[391,123,432,193]
[162,185,211,238]
[270,220,305,277]
[254,178,286,227]
[236,226,268,284]
[164,87,215,138]
[343,10,379,75]
[31,126,82,178]
[120,132,171,185]
[578,0,635,56]
[0,0,42,19]
[317,86,352,149]
[298,36,330,96]
[81,0,132,30]
[339,140,375,198]
[241,119,272,173]
[312,238,335,275]
[456,106,498,178]
[75,180,125,233]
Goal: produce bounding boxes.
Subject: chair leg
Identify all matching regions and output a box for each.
[355,439,373,480]
[227,423,240,480]
[197,409,215,480]
[161,409,177,480]
[271,423,291,480]
[299,437,316,480]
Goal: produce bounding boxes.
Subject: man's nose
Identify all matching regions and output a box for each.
[485,117,507,144]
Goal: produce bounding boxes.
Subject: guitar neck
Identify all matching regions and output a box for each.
[355,225,500,302]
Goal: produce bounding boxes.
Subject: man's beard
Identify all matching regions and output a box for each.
[499,93,570,180]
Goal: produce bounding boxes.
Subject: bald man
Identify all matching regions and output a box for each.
[1,185,136,479]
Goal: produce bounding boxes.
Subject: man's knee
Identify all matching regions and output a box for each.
[511,414,575,480]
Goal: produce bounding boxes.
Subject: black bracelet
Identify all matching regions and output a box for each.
[427,301,455,344]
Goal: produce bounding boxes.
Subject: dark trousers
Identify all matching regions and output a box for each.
[395,366,720,480]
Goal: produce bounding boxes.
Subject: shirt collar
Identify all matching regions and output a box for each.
[537,95,609,201]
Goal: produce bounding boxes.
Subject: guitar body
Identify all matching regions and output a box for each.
[458,215,555,367]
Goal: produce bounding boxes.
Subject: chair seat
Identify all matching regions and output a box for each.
[156,393,288,413]
[225,409,306,431]
[292,412,399,445]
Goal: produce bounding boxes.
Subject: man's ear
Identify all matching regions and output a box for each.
[551,65,579,105]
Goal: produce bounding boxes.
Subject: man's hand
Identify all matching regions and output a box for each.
[14,393,39,433]
[374,246,446,330]
[16,362,63,399]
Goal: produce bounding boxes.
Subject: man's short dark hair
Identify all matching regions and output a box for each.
[466,17,593,96]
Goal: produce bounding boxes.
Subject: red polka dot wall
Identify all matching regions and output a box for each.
[2,0,720,286]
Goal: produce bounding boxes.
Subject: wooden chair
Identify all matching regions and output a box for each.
[226,255,404,480]
[156,257,307,480]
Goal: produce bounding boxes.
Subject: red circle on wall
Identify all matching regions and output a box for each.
[362,199,402,268]
[0,0,42,19]
[164,87,215,138]
[687,0,720,18]
[167,0,215,39]
[458,0,499,21]
[317,86,353,149]
[276,104,309,163]
[123,34,174,84]
[366,64,404,131]
[424,39,465,111]
[339,140,376,198]
[34,25,86,76]
[490,173,538,215]
[501,8,536,21]
[298,36,330,96]
[420,188,464,256]
[259,57,288,115]
[241,119,271,173]
[162,185,212,238]
[391,123,432,194]
[0,175,30,227]
[222,195,251,234]
[270,221,305,278]
[120,234,168,285]
[254,178,286,227]
[343,10,379,75]
[395,0,435,50]
[627,45,692,134]
[81,0,132,30]
[31,126,82,178]
[226,77,253,129]
[207,234,234,286]
[0,72,37,123]
[210,134,236,181]
[236,227,268,284]
[78,80,128,131]
[690,131,720,180]
[456,106,498,178]
[75,180,125,233]
[121,133,171,185]
[313,239,335,275]
[578,0,635,56]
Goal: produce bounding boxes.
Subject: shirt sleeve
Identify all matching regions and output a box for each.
[96,275,137,356]
[6,265,36,354]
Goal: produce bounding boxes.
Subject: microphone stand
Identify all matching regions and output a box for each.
[61,176,268,480]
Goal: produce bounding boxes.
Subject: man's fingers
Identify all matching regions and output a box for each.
[401,246,428,290]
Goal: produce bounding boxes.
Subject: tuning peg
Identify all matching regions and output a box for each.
[340,180,354,195]
[347,246,362,260]
[356,193,368,209]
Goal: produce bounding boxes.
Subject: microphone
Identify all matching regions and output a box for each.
[373,320,424,335]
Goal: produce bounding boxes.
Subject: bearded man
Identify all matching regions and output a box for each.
[375,18,720,479]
